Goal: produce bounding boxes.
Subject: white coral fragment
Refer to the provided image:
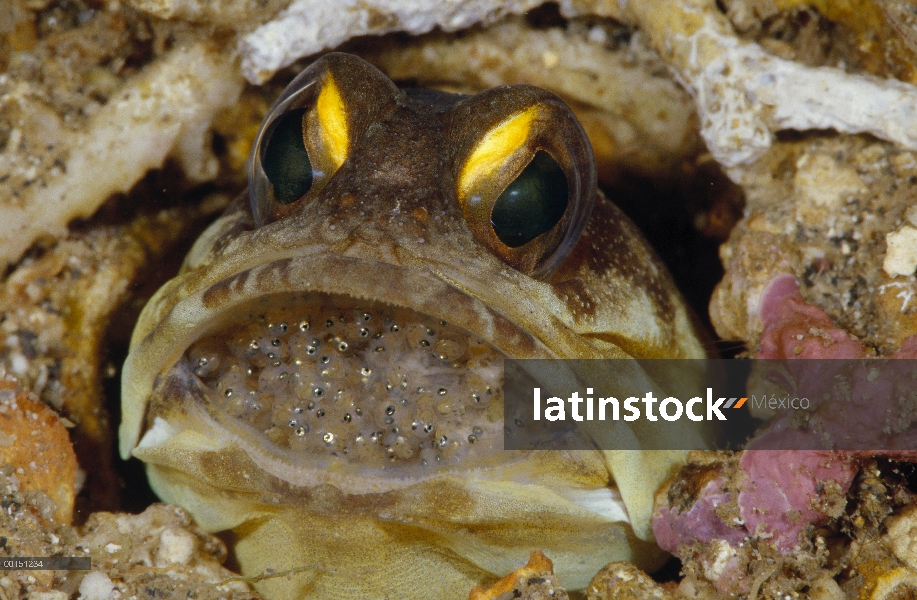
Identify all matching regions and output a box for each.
[884,226,917,277]
[698,39,917,167]
[240,0,548,83]
[78,571,116,600]
[627,0,917,168]
[123,0,287,24]
[0,43,243,269]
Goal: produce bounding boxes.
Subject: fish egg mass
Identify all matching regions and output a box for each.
[182,292,504,468]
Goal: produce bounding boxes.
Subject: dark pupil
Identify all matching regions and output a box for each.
[262,108,313,205]
[490,151,568,248]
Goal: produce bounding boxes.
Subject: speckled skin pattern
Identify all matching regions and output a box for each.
[120,54,708,599]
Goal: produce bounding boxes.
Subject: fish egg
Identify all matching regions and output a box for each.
[180,292,503,469]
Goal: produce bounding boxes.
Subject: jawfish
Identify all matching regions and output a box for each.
[120,53,709,599]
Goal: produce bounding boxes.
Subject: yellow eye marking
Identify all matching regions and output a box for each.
[316,74,349,169]
[458,106,538,200]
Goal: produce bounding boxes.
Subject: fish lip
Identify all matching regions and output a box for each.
[120,253,555,460]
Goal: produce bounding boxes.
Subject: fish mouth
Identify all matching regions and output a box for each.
[179,289,505,470]
[121,254,557,467]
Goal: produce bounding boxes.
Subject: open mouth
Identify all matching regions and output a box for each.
[179,291,505,468]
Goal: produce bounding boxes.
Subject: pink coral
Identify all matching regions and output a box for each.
[751,274,917,451]
[653,477,746,552]
[737,450,855,551]
[758,274,917,360]
[652,451,855,556]
[653,274,917,560]
[757,274,868,360]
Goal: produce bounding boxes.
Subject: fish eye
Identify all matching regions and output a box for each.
[452,88,595,278]
[261,108,314,206]
[249,54,401,226]
[490,151,568,248]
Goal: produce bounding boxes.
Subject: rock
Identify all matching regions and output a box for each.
[0,390,77,524]
[469,550,568,600]
[585,562,675,600]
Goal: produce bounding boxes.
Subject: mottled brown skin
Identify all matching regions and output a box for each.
[121,54,708,600]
